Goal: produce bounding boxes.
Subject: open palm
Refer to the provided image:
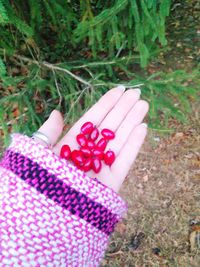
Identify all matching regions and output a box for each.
[37,86,149,192]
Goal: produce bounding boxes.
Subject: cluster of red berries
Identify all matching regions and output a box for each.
[60,121,116,173]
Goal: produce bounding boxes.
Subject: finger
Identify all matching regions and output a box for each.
[99,89,141,131]
[107,100,149,155]
[111,123,147,192]
[35,110,64,147]
[53,86,125,154]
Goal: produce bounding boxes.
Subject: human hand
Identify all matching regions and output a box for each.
[35,86,149,192]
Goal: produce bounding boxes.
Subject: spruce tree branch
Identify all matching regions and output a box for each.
[0,50,93,88]
[63,86,90,125]
[43,61,92,88]
[62,49,164,69]
[69,55,138,69]
[0,113,27,130]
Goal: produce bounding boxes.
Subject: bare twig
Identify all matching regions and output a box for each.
[70,56,134,69]
[52,69,62,107]
[43,61,92,88]
[0,50,93,88]
[63,86,90,124]
[92,83,144,88]
[106,250,124,257]
[150,128,174,133]
[115,40,127,58]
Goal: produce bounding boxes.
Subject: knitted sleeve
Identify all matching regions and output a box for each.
[0,134,127,267]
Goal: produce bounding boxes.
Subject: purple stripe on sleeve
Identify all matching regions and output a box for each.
[0,150,118,235]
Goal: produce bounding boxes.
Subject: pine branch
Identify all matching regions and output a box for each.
[43,61,92,88]
[0,113,27,130]
[68,55,139,69]
[52,68,62,107]
[0,0,8,24]
[2,52,93,88]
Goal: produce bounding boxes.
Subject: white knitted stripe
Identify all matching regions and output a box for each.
[8,134,127,217]
[0,167,107,267]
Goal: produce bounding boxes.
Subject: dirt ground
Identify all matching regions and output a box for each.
[102,102,200,267]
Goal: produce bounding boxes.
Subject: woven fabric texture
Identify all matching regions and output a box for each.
[0,134,127,266]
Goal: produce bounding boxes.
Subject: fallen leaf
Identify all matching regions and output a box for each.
[174,132,184,138]
[115,222,126,235]
[142,175,149,182]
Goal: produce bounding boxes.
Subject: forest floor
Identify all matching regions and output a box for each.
[102,104,200,267]
[103,1,200,266]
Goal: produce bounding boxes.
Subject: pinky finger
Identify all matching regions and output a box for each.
[111,123,147,192]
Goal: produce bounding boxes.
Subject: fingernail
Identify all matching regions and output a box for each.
[50,109,62,119]
[117,85,126,91]
[134,88,141,95]
[49,110,56,117]
[141,123,148,128]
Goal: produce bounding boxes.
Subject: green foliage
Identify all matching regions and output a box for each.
[0,55,199,146]
[0,0,8,24]
[140,69,199,129]
[74,0,171,66]
[0,0,171,67]
[0,0,172,75]
[0,0,199,147]
[0,58,6,76]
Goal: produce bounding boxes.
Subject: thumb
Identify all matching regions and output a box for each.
[35,110,64,148]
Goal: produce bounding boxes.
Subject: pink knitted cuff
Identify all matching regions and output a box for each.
[0,134,127,266]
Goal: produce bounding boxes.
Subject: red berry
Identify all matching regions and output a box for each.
[96,138,107,151]
[104,150,115,166]
[87,140,95,150]
[60,145,71,160]
[76,134,87,147]
[101,129,115,140]
[90,128,99,141]
[92,158,102,173]
[93,149,104,160]
[82,158,92,172]
[80,147,92,158]
[71,150,85,166]
[81,122,94,135]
